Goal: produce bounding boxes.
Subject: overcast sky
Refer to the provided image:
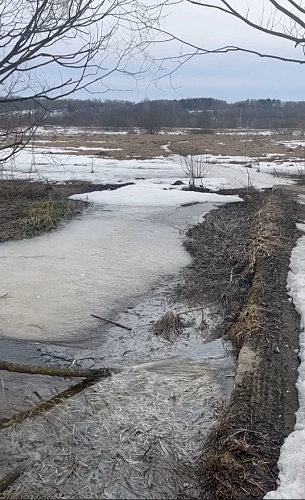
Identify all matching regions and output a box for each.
[82,0,305,103]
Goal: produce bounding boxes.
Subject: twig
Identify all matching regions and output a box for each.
[91,314,132,331]
[0,378,101,428]
[0,292,7,299]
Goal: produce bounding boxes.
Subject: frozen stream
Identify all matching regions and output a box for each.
[0,198,235,499]
[0,203,200,341]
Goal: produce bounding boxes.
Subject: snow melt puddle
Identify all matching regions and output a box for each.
[265,222,305,499]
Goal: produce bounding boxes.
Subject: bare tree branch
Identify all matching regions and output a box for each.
[185,0,305,43]
[0,0,165,162]
[286,0,305,16]
[151,0,305,94]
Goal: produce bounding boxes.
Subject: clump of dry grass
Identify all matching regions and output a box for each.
[23,197,76,235]
[24,198,65,233]
[0,179,133,242]
[229,303,266,349]
[200,411,271,500]
[0,180,84,241]
[151,311,183,341]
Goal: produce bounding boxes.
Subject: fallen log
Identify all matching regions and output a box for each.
[0,360,110,379]
[91,313,132,331]
[0,377,99,428]
[0,452,41,493]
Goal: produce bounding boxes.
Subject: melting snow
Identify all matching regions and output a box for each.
[0,146,297,191]
[278,141,305,149]
[70,182,241,207]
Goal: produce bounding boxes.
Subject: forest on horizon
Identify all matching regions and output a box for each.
[3,97,305,131]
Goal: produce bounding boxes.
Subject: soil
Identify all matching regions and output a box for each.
[178,188,301,499]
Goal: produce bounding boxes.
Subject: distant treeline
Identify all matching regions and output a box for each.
[2,97,305,131]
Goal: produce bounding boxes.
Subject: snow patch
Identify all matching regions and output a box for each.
[70,182,242,207]
[278,141,305,149]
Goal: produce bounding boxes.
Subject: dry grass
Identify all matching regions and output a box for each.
[0,367,220,499]
[0,179,133,241]
[177,189,263,339]
[200,409,275,500]
[173,189,300,499]
[196,191,299,500]
[229,303,266,349]
[252,195,285,257]
[151,311,183,341]
[31,130,300,161]
[229,193,288,348]
[0,180,84,241]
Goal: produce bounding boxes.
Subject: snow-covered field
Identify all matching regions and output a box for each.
[0,144,297,198]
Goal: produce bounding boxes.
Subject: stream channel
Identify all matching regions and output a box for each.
[0,200,235,498]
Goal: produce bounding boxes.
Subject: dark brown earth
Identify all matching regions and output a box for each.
[178,188,301,499]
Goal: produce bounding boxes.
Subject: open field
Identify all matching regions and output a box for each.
[30,127,305,161]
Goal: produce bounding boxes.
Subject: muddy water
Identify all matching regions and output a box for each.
[0,202,235,499]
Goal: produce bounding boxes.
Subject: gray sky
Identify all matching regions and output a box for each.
[81,0,305,102]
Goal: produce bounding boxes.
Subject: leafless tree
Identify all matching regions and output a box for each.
[0,0,164,162]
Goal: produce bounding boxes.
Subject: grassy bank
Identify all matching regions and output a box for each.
[0,179,133,242]
[179,189,301,499]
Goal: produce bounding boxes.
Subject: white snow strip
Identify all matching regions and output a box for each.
[265,223,305,500]
[278,141,305,149]
[33,126,129,136]
[1,147,296,191]
[70,182,242,207]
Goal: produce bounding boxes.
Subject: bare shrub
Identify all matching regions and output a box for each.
[180,152,213,187]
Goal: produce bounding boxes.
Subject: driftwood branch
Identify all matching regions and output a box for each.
[0,360,110,379]
[0,378,100,428]
[0,452,41,493]
[91,313,132,331]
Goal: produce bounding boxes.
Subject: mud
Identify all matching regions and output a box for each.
[185,189,301,499]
